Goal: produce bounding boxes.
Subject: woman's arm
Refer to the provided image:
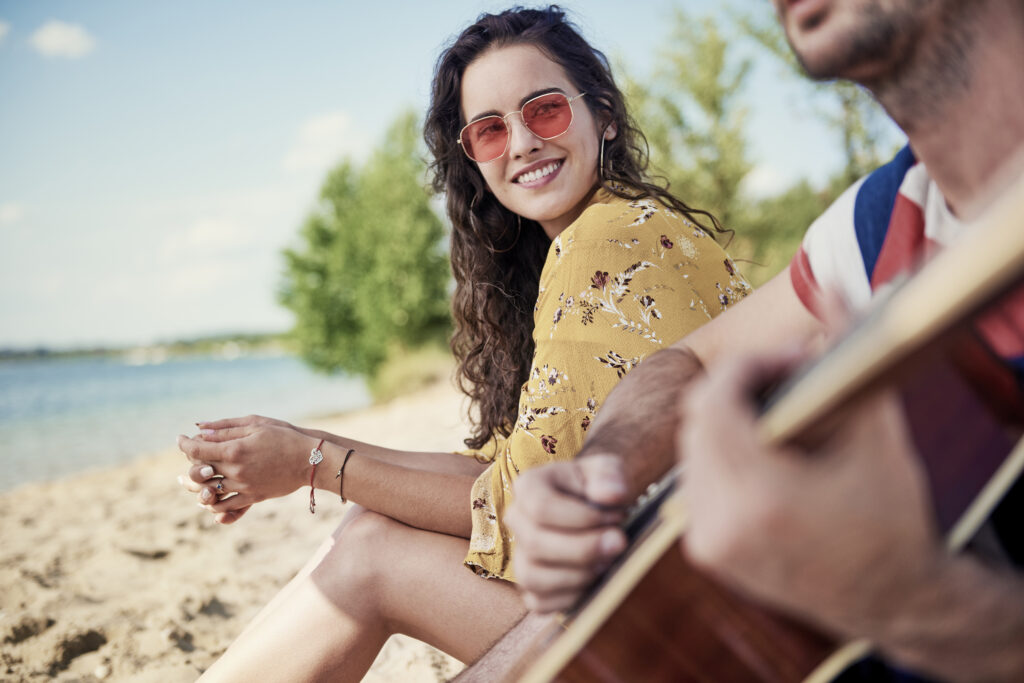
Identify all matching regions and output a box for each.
[179,420,488,538]
[196,414,487,476]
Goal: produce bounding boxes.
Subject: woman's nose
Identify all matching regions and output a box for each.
[506,114,542,159]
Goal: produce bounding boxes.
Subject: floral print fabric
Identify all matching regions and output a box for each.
[462,190,751,580]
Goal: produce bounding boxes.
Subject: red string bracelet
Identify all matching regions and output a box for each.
[308,438,325,514]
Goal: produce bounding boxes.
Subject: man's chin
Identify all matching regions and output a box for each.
[786,29,867,81]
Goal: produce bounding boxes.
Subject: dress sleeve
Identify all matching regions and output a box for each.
[464,199,751,580]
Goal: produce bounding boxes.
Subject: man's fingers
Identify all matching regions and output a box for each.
[513,519,626,569]
[575,455,630,507]
[516,559,605,614]
[517,559,597,597]
[513,458,630,531]
[511,485,621,532]
[683,348,806,439]
[544,455,630,507]
[522,586,589,615]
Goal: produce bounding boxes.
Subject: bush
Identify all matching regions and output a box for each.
[279,110,451,379]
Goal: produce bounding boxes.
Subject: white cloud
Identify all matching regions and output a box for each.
[159,216,247,260]
[0,21,10,46]
[283,112,370,174]
[740,164,793,200]
[0,202,25,226]
[30,20,96,58]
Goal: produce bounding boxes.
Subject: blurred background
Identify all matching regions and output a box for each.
[0,0,904,490]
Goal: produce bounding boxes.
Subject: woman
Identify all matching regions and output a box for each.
[179,6,750,680]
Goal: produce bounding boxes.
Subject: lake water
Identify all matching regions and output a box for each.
[0,353,370,491]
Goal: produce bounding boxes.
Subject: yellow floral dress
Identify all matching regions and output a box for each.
[463,189,751,580]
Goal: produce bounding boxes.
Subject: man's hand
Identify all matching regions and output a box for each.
[678,348,942,638]
[506,455,632,613]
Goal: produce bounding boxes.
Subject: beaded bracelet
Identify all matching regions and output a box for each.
[308,439,325,514]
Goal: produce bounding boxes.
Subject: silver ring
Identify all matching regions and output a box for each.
[215,480,225,493]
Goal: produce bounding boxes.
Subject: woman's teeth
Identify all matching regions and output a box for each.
[516,161,561,183]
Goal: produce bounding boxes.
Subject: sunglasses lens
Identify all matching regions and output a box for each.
[462,117,508,163]
[522,93,573,139]
[460,93,577,162]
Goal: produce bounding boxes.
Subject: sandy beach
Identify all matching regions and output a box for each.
[0,379,472,682]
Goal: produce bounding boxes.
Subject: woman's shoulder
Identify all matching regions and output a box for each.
[554,188,727,263]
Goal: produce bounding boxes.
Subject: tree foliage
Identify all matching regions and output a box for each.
[731,180,833,284]
[623,5,897,285]
[279,110,450,378]
[628,9,752,231]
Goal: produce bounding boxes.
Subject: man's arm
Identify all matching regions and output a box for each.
[507,267,824,611]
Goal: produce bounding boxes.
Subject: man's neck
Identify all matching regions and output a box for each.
[868,0,1024,219]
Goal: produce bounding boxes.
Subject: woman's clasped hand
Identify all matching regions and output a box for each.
[177,415,309,524]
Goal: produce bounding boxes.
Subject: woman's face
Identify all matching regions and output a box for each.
[460,43,610,239]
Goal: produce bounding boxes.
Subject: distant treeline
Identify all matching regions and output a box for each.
[0,332,292,362]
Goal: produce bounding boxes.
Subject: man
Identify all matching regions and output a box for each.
[461,0,1024,680]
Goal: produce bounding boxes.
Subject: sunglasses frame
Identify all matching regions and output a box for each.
[457,91,587,163]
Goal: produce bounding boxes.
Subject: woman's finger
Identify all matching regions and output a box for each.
[206,491,256,513]
[194,475,240,503]
[197,426,254,442]
[177,434,230,464]
[196,415,278,431]
[214,506,251,525]
[195,416,252,430]
[187,462,220,484]
[178,474,203,493]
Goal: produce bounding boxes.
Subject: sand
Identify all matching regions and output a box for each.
[0,380,473,682]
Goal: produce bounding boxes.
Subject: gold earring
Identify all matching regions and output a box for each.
[598,125,611,184]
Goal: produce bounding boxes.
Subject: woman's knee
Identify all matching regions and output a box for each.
[312,508,400,602]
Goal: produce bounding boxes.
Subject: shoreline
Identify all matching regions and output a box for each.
[0,379,470,682]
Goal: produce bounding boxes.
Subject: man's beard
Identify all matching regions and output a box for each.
[790,1,925,82]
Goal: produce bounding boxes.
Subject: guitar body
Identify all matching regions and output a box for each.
[526,521,838,683]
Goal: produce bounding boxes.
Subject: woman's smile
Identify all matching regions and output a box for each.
[512,159,564,186]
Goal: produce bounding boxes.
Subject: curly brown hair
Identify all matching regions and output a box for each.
[425,6,722,450]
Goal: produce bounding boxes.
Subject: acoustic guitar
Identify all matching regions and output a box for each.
[512,170,1024,683]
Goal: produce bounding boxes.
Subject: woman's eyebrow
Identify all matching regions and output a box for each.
[518,86,565,108]
[466,87,568,123]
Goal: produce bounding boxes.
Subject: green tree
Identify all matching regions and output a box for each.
[279,110,450,379]
[731,180,833,286]
[628,9,753,231]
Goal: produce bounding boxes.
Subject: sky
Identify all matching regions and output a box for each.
[0,0,903,350]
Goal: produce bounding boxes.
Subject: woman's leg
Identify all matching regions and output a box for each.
[199,507,526,682]
[221,504,373,646]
